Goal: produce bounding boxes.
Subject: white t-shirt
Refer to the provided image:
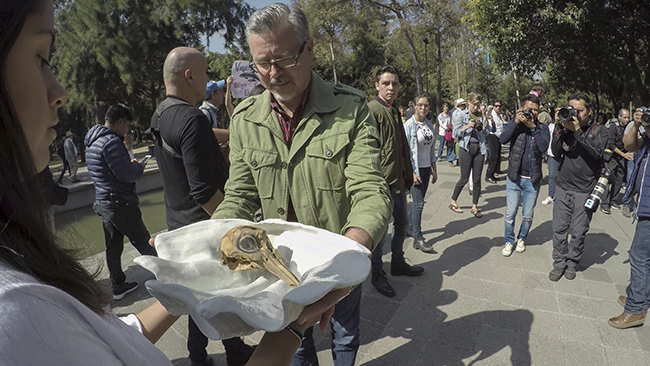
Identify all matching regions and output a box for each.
[0,262,171,366]
[416,122,435,167]
[437,113,451,136]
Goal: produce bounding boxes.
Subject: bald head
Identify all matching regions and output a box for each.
[163,47,209,105]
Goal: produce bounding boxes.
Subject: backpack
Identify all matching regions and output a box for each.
[57,139,66,157]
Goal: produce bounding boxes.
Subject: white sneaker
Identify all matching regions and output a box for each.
[502,243,514,257]
[515,238,526,253]
[541,196,554,205]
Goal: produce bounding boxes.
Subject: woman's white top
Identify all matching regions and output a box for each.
[438,112,451,136]
[0,262,171,366]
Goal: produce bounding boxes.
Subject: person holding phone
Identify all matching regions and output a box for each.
[85,104,158,300]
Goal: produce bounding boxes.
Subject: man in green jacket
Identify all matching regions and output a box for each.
[212,4,391,366]
[368,65,425,298]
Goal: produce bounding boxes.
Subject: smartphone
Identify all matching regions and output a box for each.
[141,155,152,164]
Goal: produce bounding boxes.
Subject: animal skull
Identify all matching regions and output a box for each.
[220,225,300,286]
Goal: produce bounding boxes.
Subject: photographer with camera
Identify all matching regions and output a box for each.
[608,105,650,329]
[600,109,632,214]
[548,93,608,282]
[499,94,549,257]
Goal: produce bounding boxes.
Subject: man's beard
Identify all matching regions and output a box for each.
[268,77,296,102]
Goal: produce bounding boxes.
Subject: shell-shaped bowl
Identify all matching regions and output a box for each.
[134,219,371,340]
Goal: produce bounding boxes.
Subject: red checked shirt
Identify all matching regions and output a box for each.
[269,82,312,222]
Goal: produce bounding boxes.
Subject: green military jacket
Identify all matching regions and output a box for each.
[212,72,392,248]
[368,97,414,193]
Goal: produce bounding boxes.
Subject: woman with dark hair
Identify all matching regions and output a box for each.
[404,94,438,253]
[449,93,488,218]
[0,1,342,364]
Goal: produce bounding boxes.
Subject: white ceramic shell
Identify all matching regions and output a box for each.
[134,219,371,340]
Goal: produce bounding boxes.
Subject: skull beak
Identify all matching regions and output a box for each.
[264,252,300,287]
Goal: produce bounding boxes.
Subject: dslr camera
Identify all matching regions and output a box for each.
[470,112,483,131]
[584,148,613,211]
[641,111,650,128]
[522,108,533,120]
[558,106,579,124]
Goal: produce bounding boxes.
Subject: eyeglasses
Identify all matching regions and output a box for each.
[250,42,307,74]
[494,104,501,107]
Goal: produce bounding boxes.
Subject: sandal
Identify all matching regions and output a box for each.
[471,208,482,218]
[449,203,463,213]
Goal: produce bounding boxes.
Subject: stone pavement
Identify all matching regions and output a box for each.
[83,158,650,365]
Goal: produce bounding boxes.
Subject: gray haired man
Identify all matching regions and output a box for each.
[212,3,392,366]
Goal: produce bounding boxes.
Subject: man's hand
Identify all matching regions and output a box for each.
[413,173,421,186]
[430,164,438,184]
[563,116,580,132]
[295,288,349,332]
[226,75,233,86]
[623,152,634,161]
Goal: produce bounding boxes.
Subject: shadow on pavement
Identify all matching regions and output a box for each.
[423,212,503,247]
[352,234,531,365]
[579,232,619,270]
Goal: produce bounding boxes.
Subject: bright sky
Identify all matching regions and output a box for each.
[206,0,289,53]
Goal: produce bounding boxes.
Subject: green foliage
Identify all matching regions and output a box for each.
[466,0,650,109]
[52,0,251,137]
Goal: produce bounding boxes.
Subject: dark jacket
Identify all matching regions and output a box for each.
[85,124,144,204]
[500,121,549,185]
[551,122,608,193]
[623,137,650,218]
[369,97,414,193]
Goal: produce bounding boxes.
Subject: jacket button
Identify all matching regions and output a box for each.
[325,150,333,158]
[251,160,257,167]
[281,162,288,169]
[278,208,285,215]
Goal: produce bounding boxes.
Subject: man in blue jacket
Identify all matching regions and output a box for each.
[608,108,650,329]
[85,104,157,300]
[499,93,549,257]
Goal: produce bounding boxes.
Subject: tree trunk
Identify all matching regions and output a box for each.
[390,1,422,93]
[626,45,650,105]
[436,30,442,115]
[329,38,338,85]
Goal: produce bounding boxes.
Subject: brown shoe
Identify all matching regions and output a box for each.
[617,295,648,314]
[608,312,646,329]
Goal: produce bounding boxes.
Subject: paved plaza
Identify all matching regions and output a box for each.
[81,159,650,365]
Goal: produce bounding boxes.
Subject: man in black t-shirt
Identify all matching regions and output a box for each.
[153,47,252,366]
[549,93,608,282]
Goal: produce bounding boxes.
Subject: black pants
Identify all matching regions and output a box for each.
[92,200,157,285]
[58,158,71,183]
[452,142,484,205]
[552,186,594,269]
[486,134,501,178]
[603,158,625,208]
[188,317,248,363]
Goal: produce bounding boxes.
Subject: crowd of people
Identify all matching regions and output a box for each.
[2,1,650,366]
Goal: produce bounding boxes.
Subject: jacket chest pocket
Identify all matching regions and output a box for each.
[242,147,277,198]
[306,134,349,191]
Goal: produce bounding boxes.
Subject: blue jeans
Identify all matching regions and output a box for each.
[371,191,407,272]
[292,285,362,366]
[547,156,561,198]
[504,177,540,244]
[437,135,456,162]
[410,167,431,238]
[625,218,650,315]
[624,156,636,206]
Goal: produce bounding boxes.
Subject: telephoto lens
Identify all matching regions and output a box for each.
[585,176,608,210]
